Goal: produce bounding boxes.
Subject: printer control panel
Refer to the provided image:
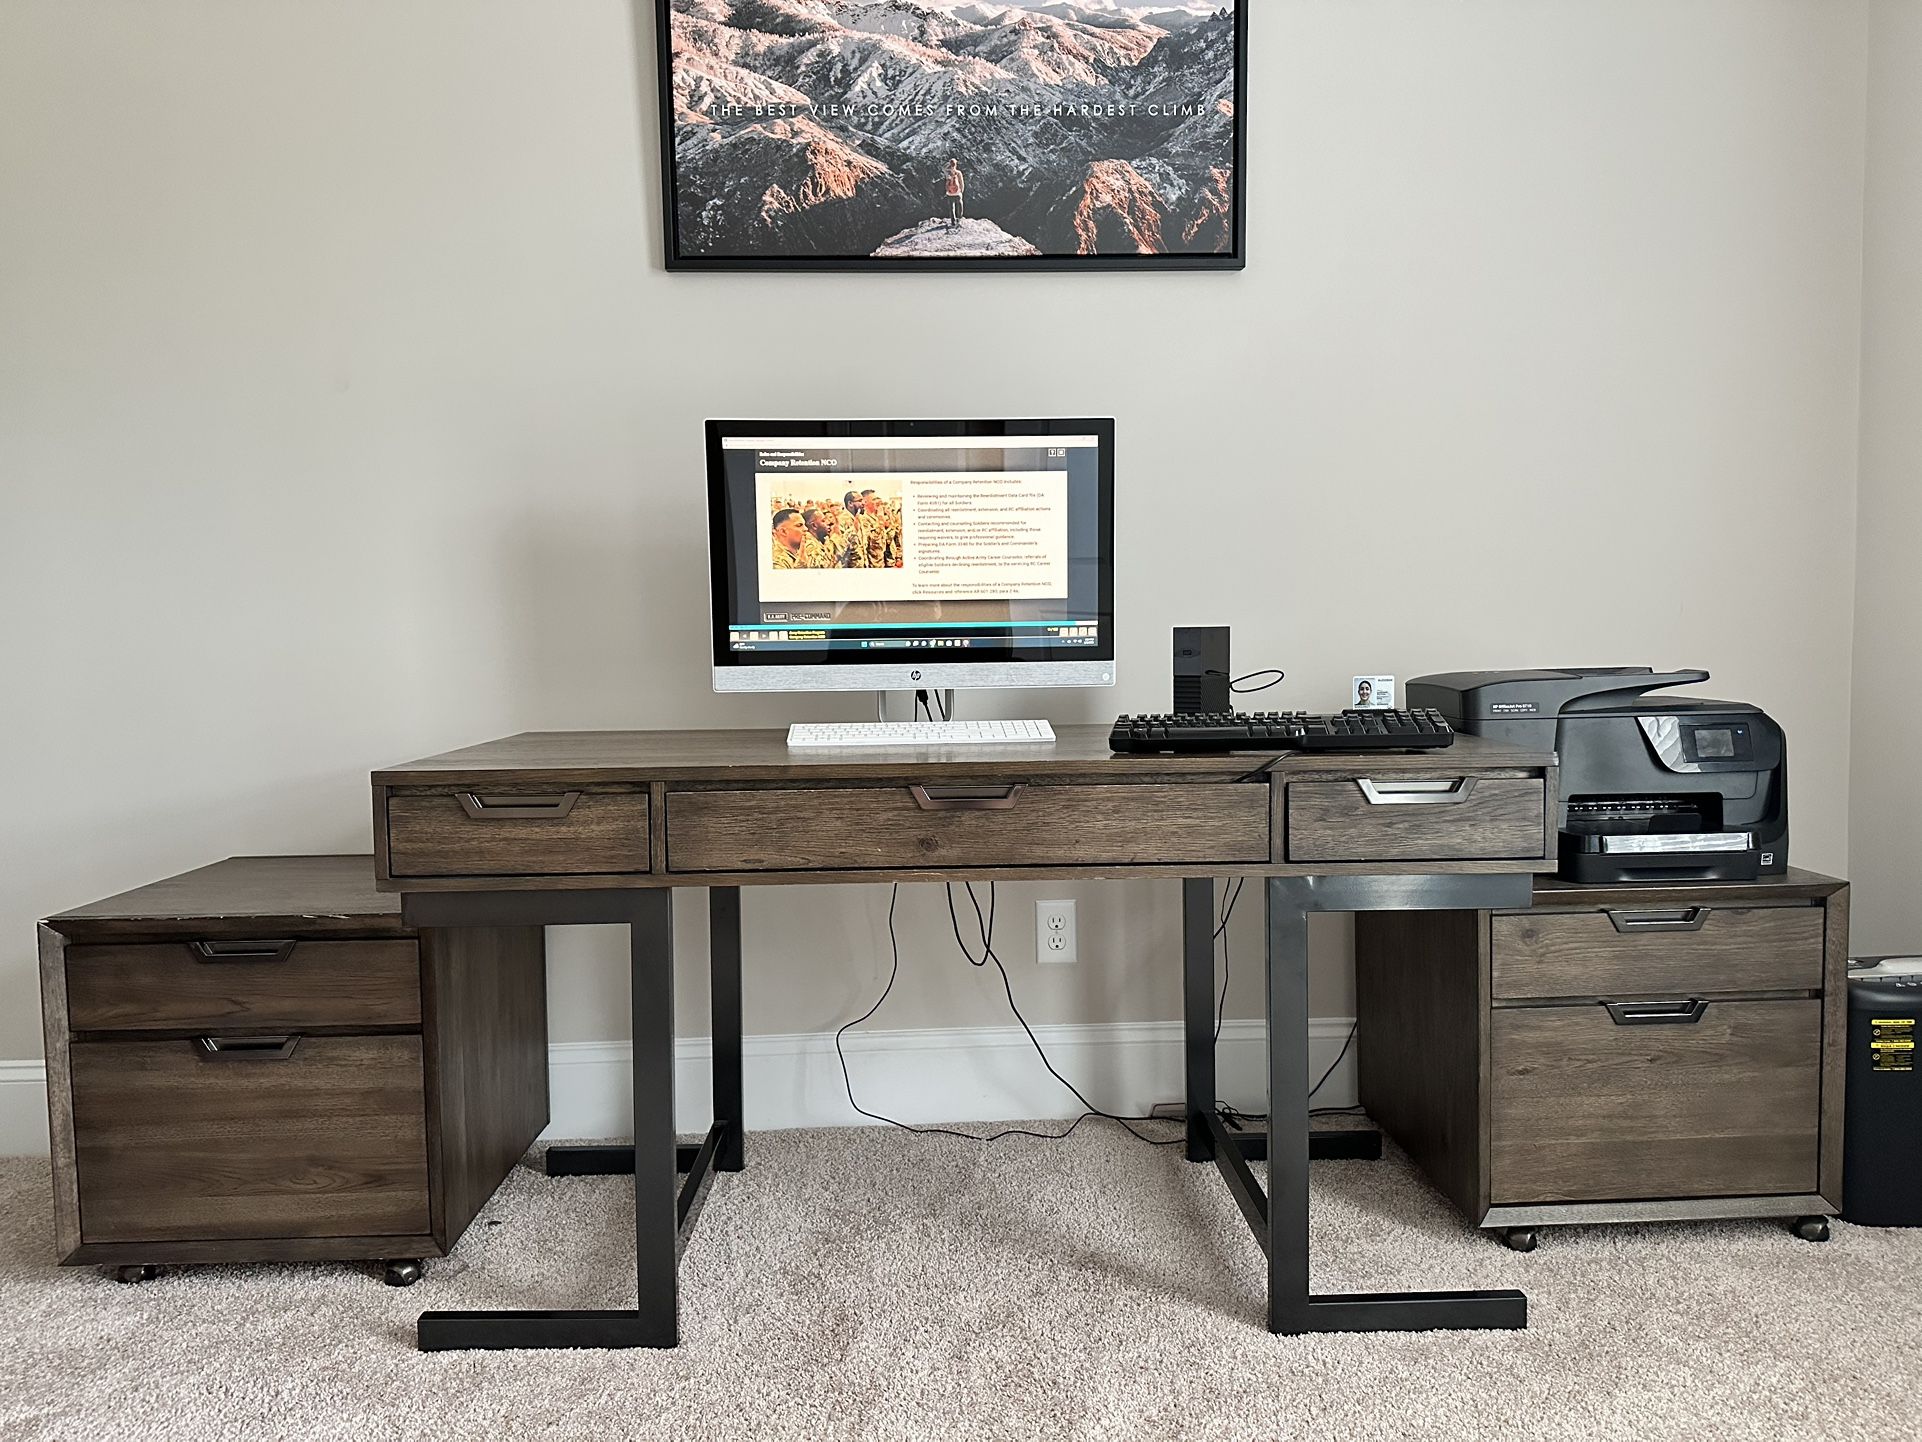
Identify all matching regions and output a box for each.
[1639,715,1760,773]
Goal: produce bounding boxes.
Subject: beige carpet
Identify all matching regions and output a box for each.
[0,1127,1913,1441]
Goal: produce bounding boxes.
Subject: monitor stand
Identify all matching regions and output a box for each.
[877,689,956,722]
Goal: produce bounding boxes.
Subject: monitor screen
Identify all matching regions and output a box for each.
[707,419,1115,692]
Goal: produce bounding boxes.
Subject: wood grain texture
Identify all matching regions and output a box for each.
[38,925,81,1258]
[422,926,548,1247]
[1489,999,1821,1204]
[70,1035,431,1242]
[1285,777,1547,863]
[666,783,1270,872]
[44,856,403,941]
[387,787,649,878]
[1490,905,1824,1001]
[372,726,1554,787]
[1354,910,1485,1219]
[64,940,420,1033]
[1818,885,1850,1209]
[382,855,1554,893]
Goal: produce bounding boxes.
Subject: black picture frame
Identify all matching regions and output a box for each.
[655,2,1248,273]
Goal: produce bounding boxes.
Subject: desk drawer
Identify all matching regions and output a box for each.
[667,782,1269,873]
[1490,999,1820,1203]
[386,785,649,877]
[1491,906,1823,1001]
[65,939,420,1033]
[1285,775,1547,863]
[71,1034,431,1242]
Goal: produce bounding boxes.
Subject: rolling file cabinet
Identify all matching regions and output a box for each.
[1356,871,1848,1250]
[38,855,547,1284]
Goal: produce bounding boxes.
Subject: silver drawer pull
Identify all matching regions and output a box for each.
[1355,777,1478,806]
[191,939,298,963]
[457,791,581,819]
[910,784,1023,812]
[194,1035,301,1062]
[1606,907,1711,934]
[1603,998,1710,1026]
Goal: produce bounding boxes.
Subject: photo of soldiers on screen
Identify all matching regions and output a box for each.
[769,488,903,571]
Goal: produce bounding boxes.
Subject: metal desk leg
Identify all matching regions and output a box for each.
[1264,876,1526,1335]
[710,887,745,1173]
[630,889,681,1346]
[419,890,696,1351]
[1182,877,1217,1162]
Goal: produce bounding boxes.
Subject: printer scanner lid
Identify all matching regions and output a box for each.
[1412,667,1714,721]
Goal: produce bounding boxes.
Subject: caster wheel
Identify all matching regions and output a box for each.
[1501,1228,1539,1253]
[1791,1215,1831,1243]
[113,1264,163,1284]
[383,1259,425,1287]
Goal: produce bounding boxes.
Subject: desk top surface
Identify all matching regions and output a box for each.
[373,726,1555,786]
[44,855,402,935]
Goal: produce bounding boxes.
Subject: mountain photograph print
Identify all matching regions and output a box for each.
[659,1,1246,270]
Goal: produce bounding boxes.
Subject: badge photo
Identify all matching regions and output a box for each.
[1352,676,1395,710]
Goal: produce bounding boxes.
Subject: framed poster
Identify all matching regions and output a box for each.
[658,1,1247,272]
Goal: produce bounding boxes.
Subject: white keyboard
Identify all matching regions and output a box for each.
[786,720,1056,749]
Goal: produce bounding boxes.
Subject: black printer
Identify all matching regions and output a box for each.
[1407,667,1788,884]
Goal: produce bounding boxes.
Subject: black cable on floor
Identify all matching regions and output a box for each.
[1214,1021,1364,1130]
[946,881,1183,1146]
[835,884,1182,1146]
[835,883,1357,1146]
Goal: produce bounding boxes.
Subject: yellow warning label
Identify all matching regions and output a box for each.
[1869,1016,1915,1070]
[1872,1041,1916,1071]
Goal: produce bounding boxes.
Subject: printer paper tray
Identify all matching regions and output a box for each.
[1597,831,1753,855]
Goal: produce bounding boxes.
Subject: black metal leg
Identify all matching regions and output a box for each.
[1182,877,1217,1163]
[1243,876,1526,1336]
[546,1144,637,1176]
[710,887,745,1173]
[418,889,686,1352]
[630,888,680,1347]
[1223,1129,1384,1164]
[1266,878,1313,1334]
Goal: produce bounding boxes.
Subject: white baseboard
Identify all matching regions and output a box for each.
[0,1019,1358,1157]
[547,1017,1357,1140]
[0,1061,51,1157]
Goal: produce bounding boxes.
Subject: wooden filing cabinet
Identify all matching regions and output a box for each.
[38,855,548,1284]
[1355,870,1848,1250]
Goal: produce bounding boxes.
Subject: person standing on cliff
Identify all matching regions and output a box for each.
[944,158,965,227]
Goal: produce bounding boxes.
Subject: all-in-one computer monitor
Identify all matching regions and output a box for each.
[707,419,1115,697]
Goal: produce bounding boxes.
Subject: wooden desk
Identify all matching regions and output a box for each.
[371,725,1559,1350]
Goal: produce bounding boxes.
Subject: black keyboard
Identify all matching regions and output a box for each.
[1109,709,1456,754]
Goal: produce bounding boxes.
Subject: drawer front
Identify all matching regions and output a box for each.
[667,783,1269,873]
[1285,775,1546,863]
[386,785,649,877]
[65,939,420,1033]
[71,1034,430,1242]
[1491,905,1824,1001]
[1490,999,1820,1204]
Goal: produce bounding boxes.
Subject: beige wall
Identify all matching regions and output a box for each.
[1851,0,1922,956]
[0,1,1870,1060]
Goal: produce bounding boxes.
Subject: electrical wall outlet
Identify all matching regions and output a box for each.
[1036,900,1077,964]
